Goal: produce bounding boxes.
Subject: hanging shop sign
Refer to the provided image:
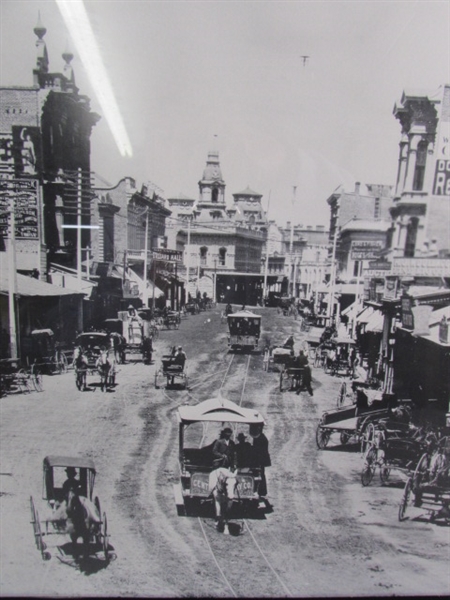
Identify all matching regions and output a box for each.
[0,178,39,239]
[439,315,449,344]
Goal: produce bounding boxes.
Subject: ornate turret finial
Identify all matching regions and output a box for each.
[62,41,75,83]
[34,11,47,40]
[34,11,49,74]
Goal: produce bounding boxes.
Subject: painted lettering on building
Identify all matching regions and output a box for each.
[433,159,450,195]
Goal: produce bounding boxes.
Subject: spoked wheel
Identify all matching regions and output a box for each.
[59,353,68,374]
[360,422,376,455]
[94,497,102,543]
[379,464,391,484]
[412,452,430,491]
[336,381,347,408]
[361,446,377,486]
[398,477,412,521]
[316,425,331,449]
[17,369,32,393]
[279,369,284,392]
[32,367,43,392]
[102,512,109,561]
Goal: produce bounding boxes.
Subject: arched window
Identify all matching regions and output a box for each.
[413,141,428,191]
[404,217,419,258]
[219,247,227,266]
[200,246,208,266]
[211,187,219,203]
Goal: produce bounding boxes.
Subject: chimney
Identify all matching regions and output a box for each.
[355,182,361,195]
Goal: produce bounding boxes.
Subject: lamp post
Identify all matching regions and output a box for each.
[213,259,217,303]
[7,197,18,359]
[143,209,149,308]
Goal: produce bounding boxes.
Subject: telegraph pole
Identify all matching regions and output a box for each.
[288,186,297,296]
[328,227,339,322]
[143,209,149,308]
[185,217,191,299]
[76,167,82,282]
[263,191,271,299]
[7,197,18,359]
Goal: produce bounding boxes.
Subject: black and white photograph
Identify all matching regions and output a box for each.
[0,0,449,597]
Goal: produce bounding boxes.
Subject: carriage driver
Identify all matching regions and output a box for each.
[212,427,236,469]
[62,467,83,499]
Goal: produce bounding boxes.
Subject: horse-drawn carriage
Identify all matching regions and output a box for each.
[30,455,110,563]
[29,329,69,375]
[360,410,439,486]
[162,310,181,330]
[322,336,356,378]
[174,397,266,530]
[73,332,116,391]
[154,349,188,389]
[227,310,261,352]
[398,435,450,523]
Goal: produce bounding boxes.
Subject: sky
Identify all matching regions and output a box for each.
[1,0,449,228]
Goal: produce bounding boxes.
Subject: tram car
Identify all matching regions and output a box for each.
[174,397,265,514]
[227,310,261,352]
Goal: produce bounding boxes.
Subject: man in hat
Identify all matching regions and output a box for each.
[212,427,235,469]
[234,432,253,469]
[251,426,271,498]
[174,346,187,368]
[62,467,82,499]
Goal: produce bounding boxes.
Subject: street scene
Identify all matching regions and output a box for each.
[1,1,449,598]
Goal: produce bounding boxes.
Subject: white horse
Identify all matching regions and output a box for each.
[208,467,238,534]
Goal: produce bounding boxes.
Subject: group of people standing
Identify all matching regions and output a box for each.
[211,426,271,498]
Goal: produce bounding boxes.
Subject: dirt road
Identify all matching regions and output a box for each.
[1,307,449,597]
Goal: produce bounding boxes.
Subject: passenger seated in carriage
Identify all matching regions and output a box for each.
[174,346,187,368]
[225,303,233,316]
[234,432,254,468]
[212,427,235,469]
[62,467,83,500]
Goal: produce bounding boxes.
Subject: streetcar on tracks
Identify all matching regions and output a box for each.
[227,310,261,352]
[30,455,110,563]
[174,397,265,515]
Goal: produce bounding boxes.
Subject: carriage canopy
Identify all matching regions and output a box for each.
[177,397,265,425]
[43,455,96,501]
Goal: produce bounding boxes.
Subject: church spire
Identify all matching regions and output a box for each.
[33,11,49,75]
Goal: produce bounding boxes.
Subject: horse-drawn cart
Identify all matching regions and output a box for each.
[315,394,390,449]
[30,455,110,563]
[73,332,116,391]
[174,398,265,526]
[398,435,450,523]
[154,352,188,389]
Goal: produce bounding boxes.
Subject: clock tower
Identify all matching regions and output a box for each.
[197,150,227,219]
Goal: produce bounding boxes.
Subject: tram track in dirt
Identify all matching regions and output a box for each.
[190,348,295,598]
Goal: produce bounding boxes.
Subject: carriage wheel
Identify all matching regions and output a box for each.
[379,465,391,484]
[361,462,375,487]
[316,425,331,449]
[94,497,102,543]
[336,381,347,408]
[102,512,109,561]
[340,431,351,446]
[17,369,32,393]
[398,477,412,521]
[360,423,376,454]
[32,367,43,392]
[59,353,68,374]
[412,452,430,491]
[30,496,39,548]
[34,508,49,559]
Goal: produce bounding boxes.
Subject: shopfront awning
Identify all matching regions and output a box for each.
[365,309,384,333]
[355,306,374,324]
[0,272,85,298]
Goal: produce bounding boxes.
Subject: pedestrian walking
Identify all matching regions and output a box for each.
[250,425,271,499]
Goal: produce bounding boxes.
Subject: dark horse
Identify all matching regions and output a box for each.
[65,490,101,561]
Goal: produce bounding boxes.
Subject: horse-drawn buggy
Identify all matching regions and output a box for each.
[162,310,181,330]
[174,397,266,533]
[30,455,110,563]
[360,408,439,486]
[322,336,356,378]
[29,329,69,375]
[73,332,116,391]
[398,435,450,523]
[227,310,261,352]
[154,347,188,389]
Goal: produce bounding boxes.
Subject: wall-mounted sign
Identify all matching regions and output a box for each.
[0,178,39,239]
[368,260,392,270]
[433,159,450,196]
[152,248,183,262]
[350,240,384,260]
[401,295,414,330]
